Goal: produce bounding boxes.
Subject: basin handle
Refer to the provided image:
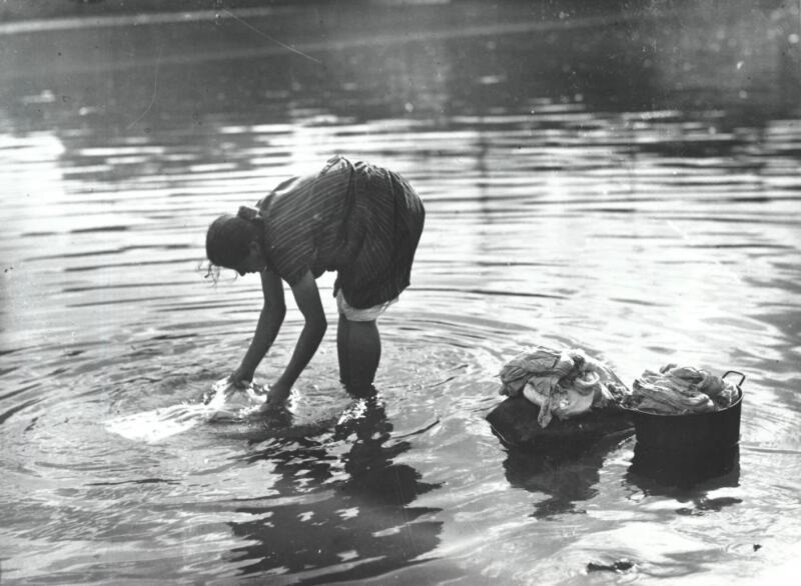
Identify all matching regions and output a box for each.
[722,370,746,387]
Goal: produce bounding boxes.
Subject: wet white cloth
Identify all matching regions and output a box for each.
[105,379,267,443]
[498,345,626,427]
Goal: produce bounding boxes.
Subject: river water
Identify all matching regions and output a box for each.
[1,1,800,584]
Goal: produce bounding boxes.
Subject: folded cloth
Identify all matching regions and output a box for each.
[625,364,738,415]
[498,345,627,427]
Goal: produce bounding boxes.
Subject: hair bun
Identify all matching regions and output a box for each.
[237,206,261,222]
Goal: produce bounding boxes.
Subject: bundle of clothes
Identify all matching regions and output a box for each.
[498,345,740,428]
[498,345,628,427]
[622,363,739,415]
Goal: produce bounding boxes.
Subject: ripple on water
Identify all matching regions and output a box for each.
[1,1,800,581]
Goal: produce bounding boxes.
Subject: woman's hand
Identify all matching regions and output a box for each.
[254,397,292,427]
[255,381,292,422]
[265,379,292,406]
[230,366,254,389]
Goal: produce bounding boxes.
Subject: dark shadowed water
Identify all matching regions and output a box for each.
[1,1,801,583]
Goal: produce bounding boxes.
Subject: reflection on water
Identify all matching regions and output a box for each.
[503,434,627,519]
[628,444,742,492]
[1,0,801,583]
[229,399,442,583]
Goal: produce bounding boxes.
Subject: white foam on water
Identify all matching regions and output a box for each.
[105,378,267,443]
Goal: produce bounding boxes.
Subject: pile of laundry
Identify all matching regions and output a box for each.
[498,346,742,427]
[498,345,629,428]
[622,364,739,415]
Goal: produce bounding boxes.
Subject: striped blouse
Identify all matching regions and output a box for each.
[256,156,425,309]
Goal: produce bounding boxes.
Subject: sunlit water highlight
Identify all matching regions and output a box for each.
[1,1,800,583]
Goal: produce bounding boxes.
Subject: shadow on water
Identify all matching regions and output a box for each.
[626,445,743,518]
[502,433,630,519]
[628,444,741,492]
[498,415,741,519]
[227,398,443,583]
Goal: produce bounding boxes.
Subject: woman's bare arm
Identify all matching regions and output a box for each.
[267,270,327,403]
[232,270,286,385]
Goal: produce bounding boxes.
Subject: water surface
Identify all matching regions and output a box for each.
[1,1,801,583]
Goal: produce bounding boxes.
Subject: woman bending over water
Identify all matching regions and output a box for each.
[205,156,425,409]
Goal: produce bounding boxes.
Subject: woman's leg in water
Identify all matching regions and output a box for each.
[337,314,380,395]
[337,315,350,387]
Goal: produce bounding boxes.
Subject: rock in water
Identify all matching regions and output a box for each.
[486,396,634,451]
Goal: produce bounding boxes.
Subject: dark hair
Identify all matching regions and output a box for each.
[205,207,263,268]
